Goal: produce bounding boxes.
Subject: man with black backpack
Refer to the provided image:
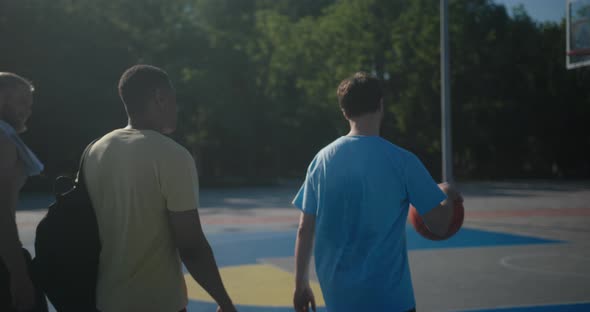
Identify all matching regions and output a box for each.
[0,72,48,312]
[83,65,236,312]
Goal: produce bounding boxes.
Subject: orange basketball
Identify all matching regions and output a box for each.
[408,199,464,241]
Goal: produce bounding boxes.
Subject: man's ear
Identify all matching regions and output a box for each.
[341,108,350,120]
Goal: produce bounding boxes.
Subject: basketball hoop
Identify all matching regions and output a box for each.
[566,0,590,69]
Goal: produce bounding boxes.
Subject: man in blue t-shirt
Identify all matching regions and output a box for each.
[292,72,462,312]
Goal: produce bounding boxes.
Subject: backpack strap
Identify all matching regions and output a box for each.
[76,138,100,188]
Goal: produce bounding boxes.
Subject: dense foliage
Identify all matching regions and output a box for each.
[1,0,588,188]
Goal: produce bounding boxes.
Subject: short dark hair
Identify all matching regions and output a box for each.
[0,72,35,93]
[118,65,171,116]
[337,72,383,118]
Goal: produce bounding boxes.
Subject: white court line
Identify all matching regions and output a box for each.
[499,254,590,278]
[461,299,590,311]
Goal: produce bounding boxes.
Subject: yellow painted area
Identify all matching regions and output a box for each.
[185,264,325,307]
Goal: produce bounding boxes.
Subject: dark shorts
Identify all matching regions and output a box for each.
[0,248,48,312]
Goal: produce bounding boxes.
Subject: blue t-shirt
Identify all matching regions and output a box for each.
[293,136,446,311]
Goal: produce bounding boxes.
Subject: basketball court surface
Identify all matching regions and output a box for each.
[16,181,590,311]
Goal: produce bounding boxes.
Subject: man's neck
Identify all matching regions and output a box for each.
[347,116,381,137]
[126,118,161,133]
[348,128,380,137]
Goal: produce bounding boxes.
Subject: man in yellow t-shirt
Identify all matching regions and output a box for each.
[84,65,236,312]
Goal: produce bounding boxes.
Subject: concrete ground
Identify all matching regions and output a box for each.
[15,180,590,311]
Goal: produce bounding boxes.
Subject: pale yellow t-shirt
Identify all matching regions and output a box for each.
[84,129,199,312]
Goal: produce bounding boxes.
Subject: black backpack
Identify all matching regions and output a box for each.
[33,141,100,312]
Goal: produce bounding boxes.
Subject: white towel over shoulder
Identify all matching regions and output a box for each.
[0,120,44,176]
